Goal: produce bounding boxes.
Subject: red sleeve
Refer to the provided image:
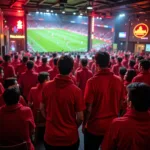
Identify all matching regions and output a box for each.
[10,66,16,77]
[101,120,118,150]
[19,96,27,106]
[74,88,85,112]
[84,79,94,104]
[76,72,80,83]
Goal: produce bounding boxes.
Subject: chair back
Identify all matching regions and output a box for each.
[0,142,28,150]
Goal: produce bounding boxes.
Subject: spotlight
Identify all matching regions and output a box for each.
[46,10,49,12]
[119,13,125,17]
[55,13,57,16]
[73,12,76,15]
[62,11,65,14]
[36,11,39,14]
[18,10,21,13]
[51,10,53,13]
[80,13,83,16]
[87,5,93,10]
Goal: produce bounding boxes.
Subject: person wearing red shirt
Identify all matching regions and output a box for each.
[18,61,38,100]
[110,56,116,67]
[128,59,136,70]
[91,62,97,74]
[16,56,28,78]
[122,54,129,68]
[0,78,27,107]
[38,57,51,73]
[134,56,144,71]
[74,55,81,72]
[102,83,150,150]
[132,60,150,85]
[40,55,85,150]
[112,57,123,76]
[48,58,59,80]
[28,72,49,118]
[70,73,77,85]
[88,56,95,70]
[49,53,57,69]
[30,56,38,72]
[35,55,41,67]
[2,55,16,79]
[83,51,124,150]
[0,67,4,85]
[0,82,4,95]
[76,58,93,93]
[11,55,21,70]
[119,67,127,81]
[0,87,35,150]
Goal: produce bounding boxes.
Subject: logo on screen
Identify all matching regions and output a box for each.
[133,23,149,38]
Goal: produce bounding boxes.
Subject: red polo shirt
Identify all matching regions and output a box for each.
[11,60,20,70]
[28,83,46,117]
[70,73,77,85]
[42,75,85,146]
[2,63,16,79]
[76,67,93,93]
[35,60,41,67]
[49,58,54,69]
[132,71,150,85]
[16,63,27,77]
[18,70,38,99]
[0,95,27,107]
[0,104,35,150]
[38,64,51,73]
[0,83,4,95]
[48,66,59,80]
[102,109,150,150]
[91,63,97,74]
[84,69,124,136]
[112,63,122,76]
[122,59,128,68]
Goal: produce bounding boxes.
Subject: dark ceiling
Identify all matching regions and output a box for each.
[0,0,150,17]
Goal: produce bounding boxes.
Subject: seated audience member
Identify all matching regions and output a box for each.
[16,56,28,77]
[2,55,16,79]
[28,72,49,118]
[134,56,144,71]
[11,55,20,70]
[122,54,129,68]
[0,87,35,150]
[48,58,59,80]
[76,58,93,93]
[83,51,124,150]
[30,56,38,72]
[35,55,41,67]
[110,56,116,66]
[102,83,150,150]
[132,60,150,85]
[18,61,38,100]
[49,53,57,69]
[119,67,127,81]
[40,55,84,150]
[38,57,51,73]
[0,78,26,107]
[0,67,4,84]
[128,60,136,70]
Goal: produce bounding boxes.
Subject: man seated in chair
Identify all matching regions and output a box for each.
[0,86,35,150]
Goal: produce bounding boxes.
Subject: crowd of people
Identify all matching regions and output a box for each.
[0,50,150,150]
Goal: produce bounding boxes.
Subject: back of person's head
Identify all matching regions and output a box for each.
[30,56,35,61]
[111,56,115,60]
[42,57,47,64]
[58,55,74,75]
[4,78,17,89]
[38,72,49,84]
[119,67,127,76]
[27,60,34,70]
[127,83,150,112]
[117,57,123,63]
[14,55,19,60]
[129,60,136,68]
[37,56,40,60]
[22,56,28,63]
[4,55,11,62]
[125,69,137,82]
[81,58,88,67]
[137,56,144,62]
[140,59,150,71]
[77,55,80,59]
[3,86,20,106]
[95,51,110,68]
[52,53,57,58]
[125,54,129,59]
[53,58,58,66]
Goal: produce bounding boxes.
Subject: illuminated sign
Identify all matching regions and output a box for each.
[133,23,149,38]
[17,20,23,29]
[10,35,25,39]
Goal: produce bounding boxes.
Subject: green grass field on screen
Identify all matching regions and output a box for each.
[27,29,106,52]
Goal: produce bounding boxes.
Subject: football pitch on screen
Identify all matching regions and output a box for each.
[27,29,106,52]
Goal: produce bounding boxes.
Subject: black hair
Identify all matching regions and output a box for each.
[22,56,28,63]
[4,55,11,62]
[4,78,17,89]
[137,56,144,61]
[27,60,34,70]
[30,56,35,61]
[125,69,137,82]
[127,83,150,112]
[119,67,127,76]
[37,56,40,60]
[58,55,74,75]
[95,51,110,68]
[14,55,19,59]
[140,59,150,71]
[52,53,57,58]
[42,57,47,64]
[77,55,80,59]
[111,56,115,59]
[3,86,20,106]
[125,54,129,58]
[81,58,88,67]
[53,58,58,66]
[129,60,136,68]
[38,72,49,83]
[117,57,123,63]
